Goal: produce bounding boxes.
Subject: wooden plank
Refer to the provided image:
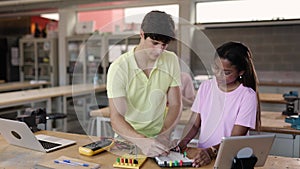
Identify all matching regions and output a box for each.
[0,81,50,92]
[259,93,286,104]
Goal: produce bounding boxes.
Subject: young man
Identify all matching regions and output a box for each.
[107,10,182,157]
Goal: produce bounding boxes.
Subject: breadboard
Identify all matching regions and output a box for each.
[154,151,193,167]
[113,154,147,169]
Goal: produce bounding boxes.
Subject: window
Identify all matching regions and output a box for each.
[77,4,179,33]
[124,4,179,24]
[196,0,299,23]
[78,9,125,33]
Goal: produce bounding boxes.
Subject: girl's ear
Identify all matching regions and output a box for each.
[239,70,245,76]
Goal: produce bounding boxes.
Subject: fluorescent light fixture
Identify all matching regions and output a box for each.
[0,0,60,6]
[124,4,179,24]
[40,13,59,20]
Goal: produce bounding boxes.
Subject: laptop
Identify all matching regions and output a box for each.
[0,118,76,153]
[214,134,275,169]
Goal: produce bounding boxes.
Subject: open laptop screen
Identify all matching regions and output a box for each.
[0,118,75,152]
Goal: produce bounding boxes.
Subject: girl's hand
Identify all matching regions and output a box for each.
[192,148,212,167]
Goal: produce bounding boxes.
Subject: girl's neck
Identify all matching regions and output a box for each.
[218,81,241,92]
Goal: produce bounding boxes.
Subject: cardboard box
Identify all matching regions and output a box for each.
[75,21,95,34]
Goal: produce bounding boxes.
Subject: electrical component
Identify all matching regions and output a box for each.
[113,154,147,169]
[79,138,114,156]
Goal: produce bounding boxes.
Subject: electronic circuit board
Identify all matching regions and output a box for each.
[154,151,193,167]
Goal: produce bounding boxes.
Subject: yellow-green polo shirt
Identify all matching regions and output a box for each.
[107,48,181,137]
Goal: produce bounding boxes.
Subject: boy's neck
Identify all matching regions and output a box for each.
[134,45,156,69]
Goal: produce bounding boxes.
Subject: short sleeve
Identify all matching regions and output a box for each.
[106,63,127,98]
[169,53,181,87]
[235,90,257,129]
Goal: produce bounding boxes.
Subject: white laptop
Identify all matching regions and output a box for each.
[214,134,275,169]
[0,118,76,153]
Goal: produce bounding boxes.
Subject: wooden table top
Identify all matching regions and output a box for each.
[90,107,110,117]
[260,81,300,87]
[259,93,286,104]
[0,130,201,169]
[0,81,50,92]
[260,111,300,135]
[0,84,106,107]
[0,130,299,169]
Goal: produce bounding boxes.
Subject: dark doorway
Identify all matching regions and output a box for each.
[0,38,8,82]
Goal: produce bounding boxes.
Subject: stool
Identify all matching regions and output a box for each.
[88,107,114,137]
[46,113,67,131]
[88,116,113,137]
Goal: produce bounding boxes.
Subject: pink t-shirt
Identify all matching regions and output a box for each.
[191,77,257,148]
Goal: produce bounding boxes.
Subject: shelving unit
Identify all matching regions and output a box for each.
[106,33,140,63]
[66,34,106,84]
[66,33,139,85]
[19,38,58,86]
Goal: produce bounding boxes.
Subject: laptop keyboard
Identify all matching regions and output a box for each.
[39,140,61,149]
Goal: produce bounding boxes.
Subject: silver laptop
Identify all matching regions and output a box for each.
[0,118,76,153]
[214,134,275,169]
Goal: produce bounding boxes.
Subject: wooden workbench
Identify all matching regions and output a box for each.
[0,130,299,169]
[0,84,106,131]
[0,81,50,93]
[259,93,286,104]
[260,81,300,87]
[259,111,300,135]
[0,84,105,109]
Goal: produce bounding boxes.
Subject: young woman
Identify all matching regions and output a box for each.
[176,41,261,167]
